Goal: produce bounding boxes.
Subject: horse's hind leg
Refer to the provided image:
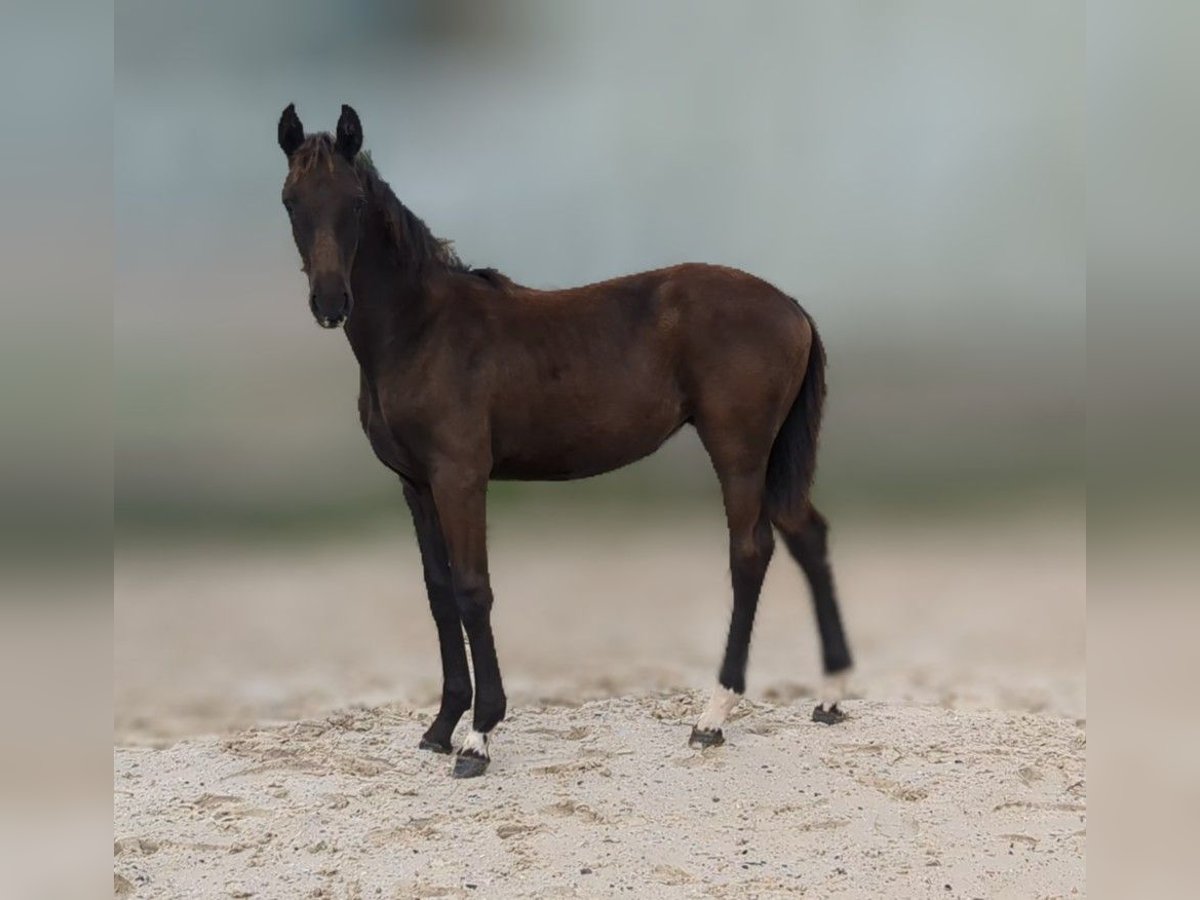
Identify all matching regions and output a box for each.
[689,466,775,748]
[774,504,853,723]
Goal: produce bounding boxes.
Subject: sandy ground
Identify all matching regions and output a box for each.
[115,511,1085,897]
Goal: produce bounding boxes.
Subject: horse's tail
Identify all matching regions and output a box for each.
[765,310,826,522]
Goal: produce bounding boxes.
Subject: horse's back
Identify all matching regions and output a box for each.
[503,262,811,358]
[476,263,813,479]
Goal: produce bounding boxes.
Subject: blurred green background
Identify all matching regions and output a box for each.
[115,0,1083,538]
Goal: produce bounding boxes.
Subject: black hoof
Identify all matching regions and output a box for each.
[812,703,846,725]
[688,726,725,748]
[452,751,489,779]
[418,735,454,754]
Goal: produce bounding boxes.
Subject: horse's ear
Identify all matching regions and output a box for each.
[278,103,305,158]
[335,104,363,161]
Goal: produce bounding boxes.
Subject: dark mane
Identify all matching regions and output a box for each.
[288,134,513,287]
[467,267,516,288]
[352,148,468,276]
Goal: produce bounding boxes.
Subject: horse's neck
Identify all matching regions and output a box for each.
[344,217,431,373]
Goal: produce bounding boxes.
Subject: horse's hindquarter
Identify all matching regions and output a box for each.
[667,265,813,440]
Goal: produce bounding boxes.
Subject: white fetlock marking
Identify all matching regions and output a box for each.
[461,729,489,757]
[696,685,741,731]
[819,671,849,708]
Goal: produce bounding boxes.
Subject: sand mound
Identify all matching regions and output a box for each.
[114,693,1084,898]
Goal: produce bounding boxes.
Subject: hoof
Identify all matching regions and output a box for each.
[688,726,725,748]
[812,702,846,725]
[418,735,454,754]
[452,750,489,779]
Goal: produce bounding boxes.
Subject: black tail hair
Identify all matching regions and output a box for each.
[765,311,826,519]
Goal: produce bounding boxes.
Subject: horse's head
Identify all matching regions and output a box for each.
[277,104,366,329]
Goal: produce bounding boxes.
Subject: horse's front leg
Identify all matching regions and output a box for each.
[403,481,472,754]
[429,468,506,778]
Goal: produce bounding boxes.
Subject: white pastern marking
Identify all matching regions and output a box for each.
[461,729,489,757]
[696,685,741,731]
[819,671,849,708]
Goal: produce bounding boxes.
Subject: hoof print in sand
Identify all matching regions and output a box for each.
[688,726,725,748]
[812,703,847,725]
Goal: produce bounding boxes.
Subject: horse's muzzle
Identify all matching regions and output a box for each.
[317,312,347,329]
[309,280,352,329]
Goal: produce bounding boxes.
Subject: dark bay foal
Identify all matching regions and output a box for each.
[277,104,853,778]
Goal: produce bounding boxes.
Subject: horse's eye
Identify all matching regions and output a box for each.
[352,198,365,214]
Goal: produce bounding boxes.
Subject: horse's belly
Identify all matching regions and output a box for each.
[490,395,686,481]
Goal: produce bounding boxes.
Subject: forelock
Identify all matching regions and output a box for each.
[285,134,338,185]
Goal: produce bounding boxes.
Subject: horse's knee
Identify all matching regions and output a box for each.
[429,590,459,627]
[453,576,493,624]
[427,563,454,596]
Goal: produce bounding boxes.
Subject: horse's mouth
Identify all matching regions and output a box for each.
[317,315,347,329]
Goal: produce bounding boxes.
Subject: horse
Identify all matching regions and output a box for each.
[276,104,853,778]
